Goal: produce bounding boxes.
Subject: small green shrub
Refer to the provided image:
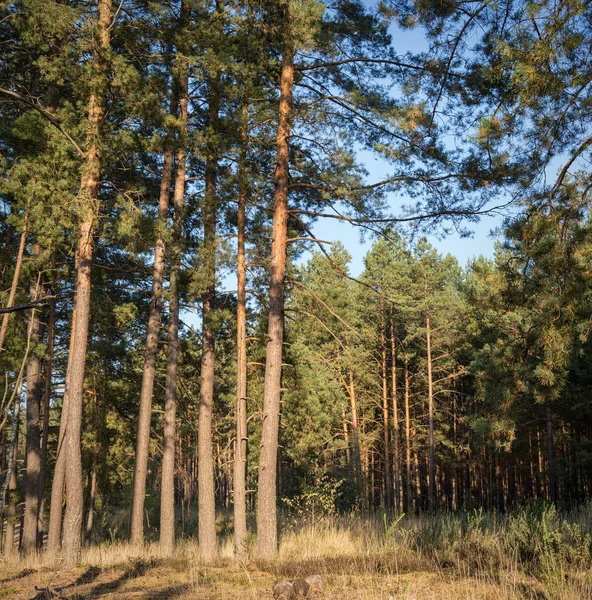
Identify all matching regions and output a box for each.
[503,502,592,573]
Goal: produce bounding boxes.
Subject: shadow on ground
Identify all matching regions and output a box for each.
[26,558,194,600]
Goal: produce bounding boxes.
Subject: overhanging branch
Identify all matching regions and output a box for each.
[0,296,55,315]
[0,87,85,157]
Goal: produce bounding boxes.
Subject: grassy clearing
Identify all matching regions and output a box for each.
[1,503,592,599]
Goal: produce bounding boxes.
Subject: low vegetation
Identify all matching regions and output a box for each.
[3,504,592,599]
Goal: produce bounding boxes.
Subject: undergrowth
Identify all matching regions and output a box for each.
[2,502,592,598]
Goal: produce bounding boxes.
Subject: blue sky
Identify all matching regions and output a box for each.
[309,205,504,276]
[299,3,506,276]
[305,143,506,275]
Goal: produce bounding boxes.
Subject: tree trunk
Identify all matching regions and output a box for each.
[348,370,364,504]
[528,429,536,497]
[160,46,188,555]
[413,443,421,510]
[452,394,458,511]
[546,406,557,504]
[60,0,112,568]
[47,307,75,554]
[426,315,435,510]
[538,427,545,498]
[233,100,249,557]
[0,422,5,550]
[60,222,93,566]
[404,359,411,512]
[198,69,220,560]
[380,304,392,509]
[2,400,20,555]
[84,461,97,545]
[38,273,56,547]
[390,317,400,513]
[83,385,99,546]
[495,455,502,513]
[129,93,176,547]
[3,441,18,555]
[257,35,294,558]
[0,215,27,353]
[22,270,43,554]
[342,404,350,464]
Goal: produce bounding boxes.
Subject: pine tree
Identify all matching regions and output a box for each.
[160,0,190,554]
[129,59,177,546]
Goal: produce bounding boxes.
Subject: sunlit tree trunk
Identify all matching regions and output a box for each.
[59,0,112,567]
[390,316,400,513]
[0,215,27,352]
[47,302,76,554]
[234,100,249,557]
[198,68,220,560]
[426,314,435,510]
[22,268,43,553]
[348,370,364,504]
[404,359,411,512]
[130,86,177,547]
[380,304,392,509]
[257,32,294,559]
[342,404,351,464]
[2,401,19,554]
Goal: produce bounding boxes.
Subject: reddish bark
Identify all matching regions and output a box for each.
[257,41,294,559]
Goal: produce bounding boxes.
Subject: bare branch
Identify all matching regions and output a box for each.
[0,296,55,315]
[295,57,456,76]
[550,134,592,199]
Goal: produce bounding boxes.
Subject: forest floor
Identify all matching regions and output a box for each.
[3,508,592,599]
[0,548,586,600]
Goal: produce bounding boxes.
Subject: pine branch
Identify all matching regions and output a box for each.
[0,87,85,156]
[295,57,455,76]
[0,296,55,315]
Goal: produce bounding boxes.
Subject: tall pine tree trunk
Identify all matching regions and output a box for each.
[234,101,249,557]
[257,34,294,558]
[47,302,76,554]
[160,45,188,554]
[22,269,43,553]
[129,91,177,546]
[380,304,392,509]
[404,358,411,512]
[390,317,400,513]
[1,400,19,554]
[59,0,112,567]
[0,424,5,551]
[60,225,93,565]
[0,222,27,548]
[348,370,364,504]
[38,272,56,547]
[426,315,435,510]
[198,72,220,560]
[0,214,27,352]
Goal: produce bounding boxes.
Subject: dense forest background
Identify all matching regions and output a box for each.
[1,0,592,570]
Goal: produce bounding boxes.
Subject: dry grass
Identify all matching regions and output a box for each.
[1,505,591,599]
